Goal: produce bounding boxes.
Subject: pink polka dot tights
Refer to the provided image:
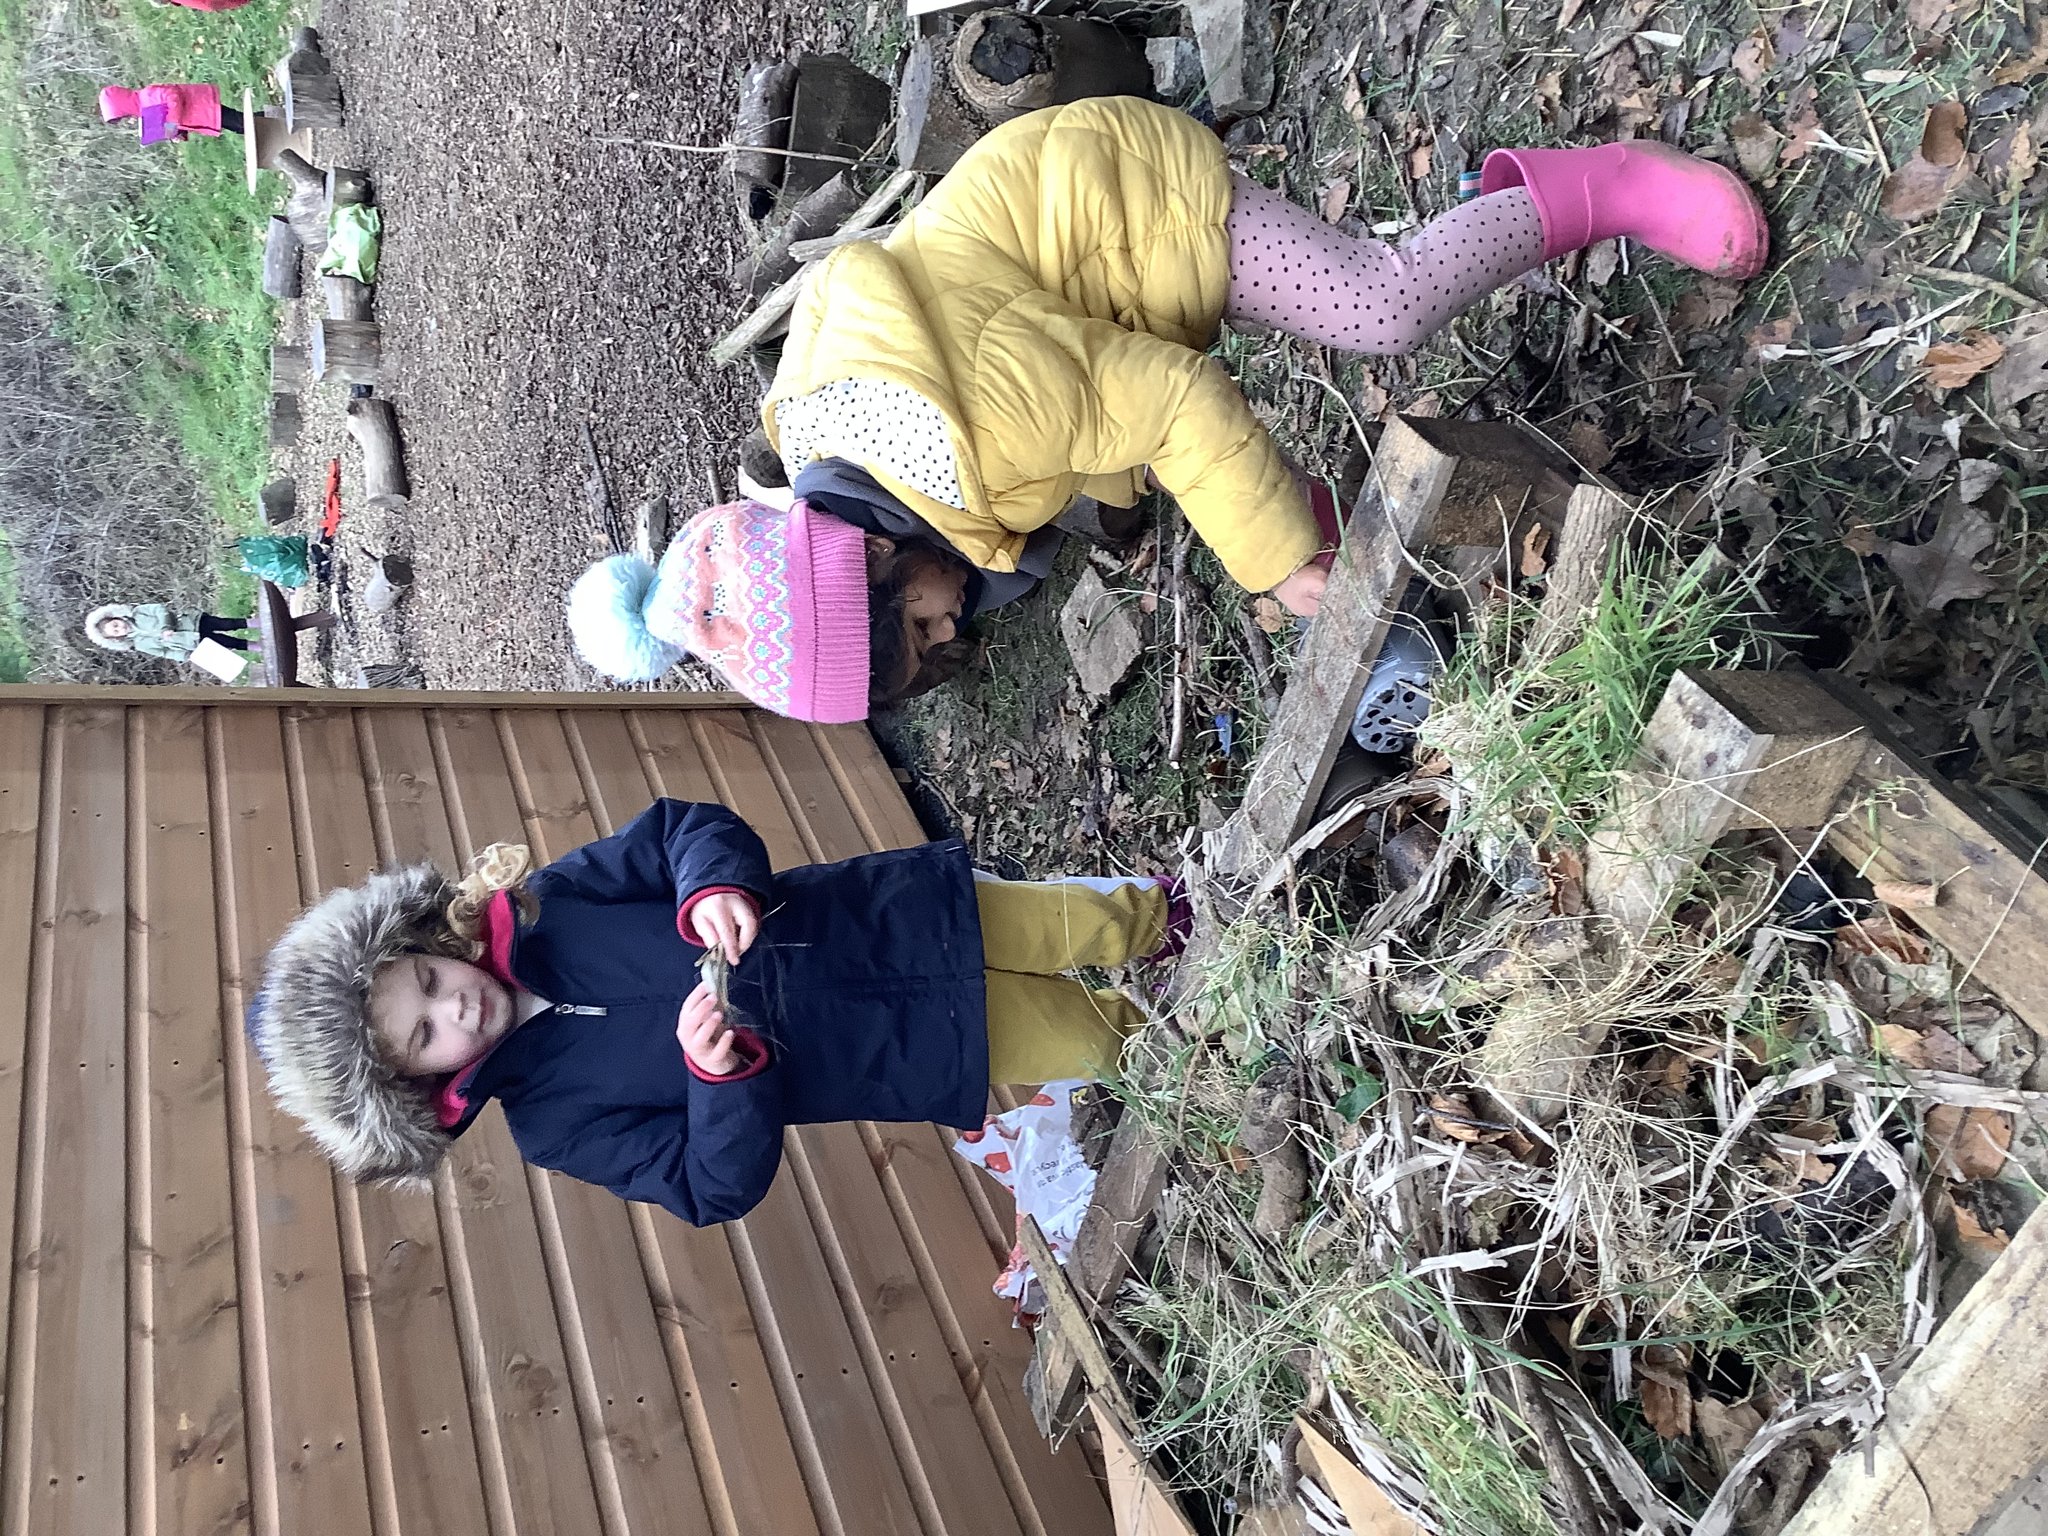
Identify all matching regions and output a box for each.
[1223,174,1547,355]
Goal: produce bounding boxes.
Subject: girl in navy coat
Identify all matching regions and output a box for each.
[249,798,1183,1227]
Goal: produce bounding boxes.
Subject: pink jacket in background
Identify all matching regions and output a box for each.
[98,83,224,142]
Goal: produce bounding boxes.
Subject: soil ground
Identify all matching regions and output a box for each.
[288,0,2046,878]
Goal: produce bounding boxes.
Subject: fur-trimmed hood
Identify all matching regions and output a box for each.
[247,862,462,1186]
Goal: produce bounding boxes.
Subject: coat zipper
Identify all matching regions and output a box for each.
[553,1003,607,1016]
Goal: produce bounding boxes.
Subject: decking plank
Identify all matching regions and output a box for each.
[363,705,606,1536]
[288,708,494,1536]
[212,706,374,1535]
[0,704,45,1472]
[136,707,251,1535]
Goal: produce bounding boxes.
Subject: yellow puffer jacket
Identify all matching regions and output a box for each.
[761,96,1318,593]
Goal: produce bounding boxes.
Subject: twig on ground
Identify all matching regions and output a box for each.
[1166,521,1195,767]
[1904,262,2040,310]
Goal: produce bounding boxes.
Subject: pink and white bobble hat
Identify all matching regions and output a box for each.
[649,500,871,723]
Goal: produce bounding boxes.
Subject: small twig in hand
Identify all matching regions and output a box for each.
[1236,608,1282,720]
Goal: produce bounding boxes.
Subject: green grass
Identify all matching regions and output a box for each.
[0,0,299,531]
[0,528,31,681]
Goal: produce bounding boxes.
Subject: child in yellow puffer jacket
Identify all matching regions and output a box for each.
[571,95,1766,719]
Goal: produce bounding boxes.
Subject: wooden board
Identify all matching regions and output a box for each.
[1814,675,2048,1040]
[4,707,127,1535]
[215,705,375,1534]
[289,707,494,1535]
[361,705,604,1535]
[0,705,44,1491]
[134,707,252,1534]
[572,707,823,1536]
[1779,1203,2048,1536]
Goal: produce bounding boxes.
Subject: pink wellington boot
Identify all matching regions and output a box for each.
[1480,141,1770,281]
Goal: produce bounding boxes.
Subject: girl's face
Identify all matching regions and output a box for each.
[370,954,514,1077]
[866,536,966,679]
[99,617,134,640]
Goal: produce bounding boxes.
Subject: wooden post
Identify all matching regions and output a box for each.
[710,168,918,365]
[278,38,344,132]
[270,148,325,199]
[273,149,330,252]
[1778,1206,2048,1536]
[268,392,301,448]
[269,343,307,395]
[324,166,372,208]
[324,275,373,322]
[345,399,411,509]
[1815,673,2048,1040]
[742,171,863,298]
[261,215,302,300]
[731,59,799,219]
[897,35,989,173]
[1526,481,1633,664]
[781,53,891,202]
[1583,669,1868,942]
[258,477,296,527]
[310,319,383,386]
[1210,415,1579,883]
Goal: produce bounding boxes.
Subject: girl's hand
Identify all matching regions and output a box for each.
[677,981,739,1076]
[1270,561,1328,617]
[690,891,759,964]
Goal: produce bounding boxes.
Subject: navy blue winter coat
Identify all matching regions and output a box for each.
[447,798,989,1226]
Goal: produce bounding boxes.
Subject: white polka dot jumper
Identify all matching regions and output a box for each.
[772,379,968,511]
[1222,173,1548,355]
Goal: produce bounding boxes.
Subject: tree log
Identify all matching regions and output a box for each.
[325,166,373,209]
[259,476,297,527]
[282,67,344,131]
[897,35,990,173]
[261,216,302,299]
[324,274,373,322]
[743,171,862,298]
[346,398,411,508]
[311,319,383,386]
[270,148,325,197]
[268,392,301,449]
[782,53,891,203]
[951,11,1153,120]
[273,149,330,252]
[731,59,799,220]
[270,343,307,395]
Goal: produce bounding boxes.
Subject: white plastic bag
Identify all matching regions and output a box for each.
[955,1080,1099,1323]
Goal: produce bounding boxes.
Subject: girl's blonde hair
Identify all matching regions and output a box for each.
[443,841,538,952]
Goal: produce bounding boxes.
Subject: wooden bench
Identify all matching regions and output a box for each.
[254,580,334,687]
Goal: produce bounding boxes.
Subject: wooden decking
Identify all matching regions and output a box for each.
[0,690,1110,1536]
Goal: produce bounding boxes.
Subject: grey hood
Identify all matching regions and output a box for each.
[247,862,461,1186]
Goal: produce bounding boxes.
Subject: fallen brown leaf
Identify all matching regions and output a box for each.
[1519,521,1552,577]
[1583,238,1621,288]
[1730,113,1784,180]
[1731,30,1774,89]
[1408,140,1433,181]
[1671,277,1744,334]
[1639,1344,1694,1439]
[1991,17,2048,84]
[1695,1397,1765,1477]
[1956,459,2002,504]
[1925,1104,2012,1181]
[1843,524,1881,556]
[1921,331,2005,390]
[1954,1203,2011,1260]
[1878,1022,1985,1076]
[1746,316,1797,359]
[1252,596,1288,634]
[1989,312,2048,412]
[1999,119,2038,203]
[1905,0,1955,34]
[1320,179,1352,223]
[1780,86,1823,165]
[1880,102,1971,221]
[1836,914,1931,965]
[1425,1093,1501,1145]
[1872,878,1940,910]
[1881,504,1998,613]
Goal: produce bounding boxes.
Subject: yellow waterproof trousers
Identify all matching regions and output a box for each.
[975,874,1167,1083]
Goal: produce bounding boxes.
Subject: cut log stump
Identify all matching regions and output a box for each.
[261,215,302,299]
[268,391,301,449]
[324,165,372,208]
[345,398,410,508]
[897,35,989,173]
[732,59,799,220]
[259,477,296,527]
[269,343,307,395]
[310,319,383,386]
[782,53,890,203]
[324,274,373,322]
